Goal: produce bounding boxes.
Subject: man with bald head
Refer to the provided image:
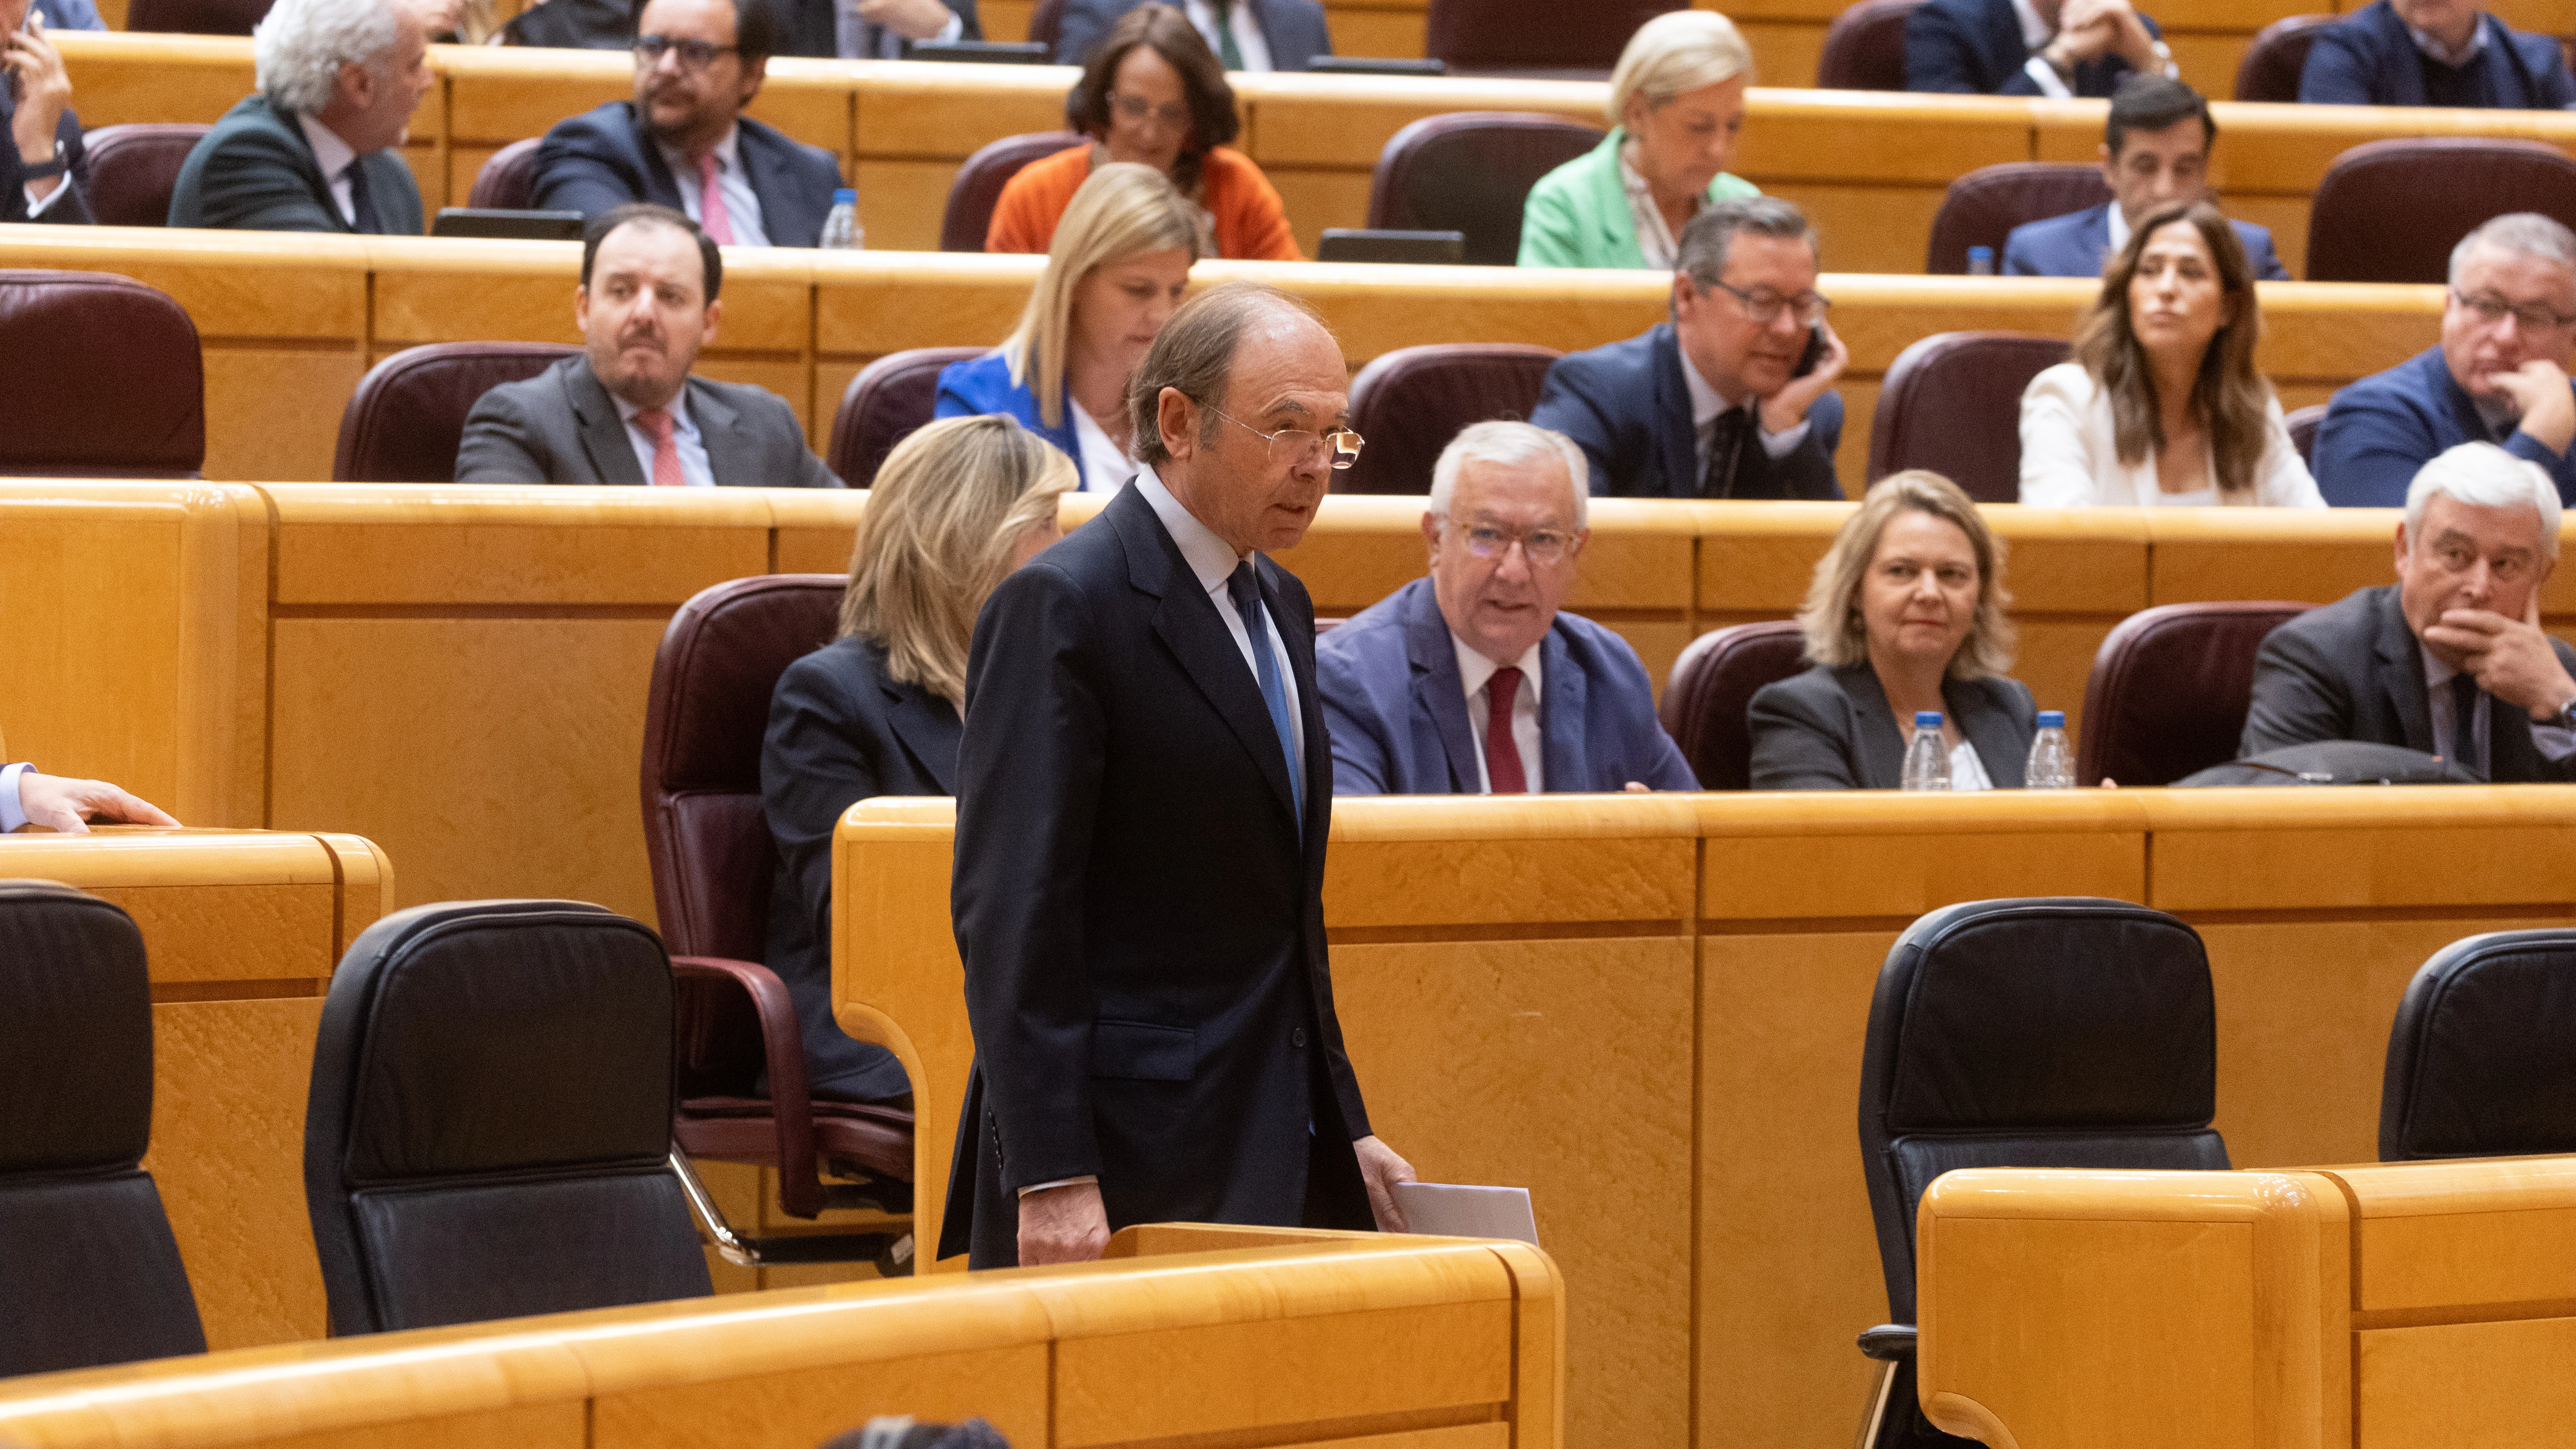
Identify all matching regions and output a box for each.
[945,280,1415,1270]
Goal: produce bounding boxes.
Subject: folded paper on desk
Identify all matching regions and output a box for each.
[1392,1182,1539,1247]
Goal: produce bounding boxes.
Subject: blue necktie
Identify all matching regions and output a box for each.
[1225,561,1302,824]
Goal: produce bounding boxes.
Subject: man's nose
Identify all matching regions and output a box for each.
[1491,540,1534,582]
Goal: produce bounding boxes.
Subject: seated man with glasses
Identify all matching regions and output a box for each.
[530,0,841,247]
[1316,420,1701,795]
[1530,196,1847,499]
[2318,213,2576,507]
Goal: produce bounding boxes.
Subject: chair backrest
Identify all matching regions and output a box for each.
[1657,621,1807,790]
[0,882,207,1375]
[304,899,712,1337]
[1425,0,1677,69]
[1815,0,1922,90]
[1926,162,2112,274]
[1339,342,1562,494]
[80,124,210,228]
[2284,403,2326,468]
[332,341,580,482]
[1364,112,1606,267]
[940,132,1084,251]
[1029,0,1065,53]
[2382,930,2576,1161]
[2306,138,2576,284]
[2075,601,2309,787]
[1859,898,2225,1326]
[468,139,544,210]
[2233,13,2335,101]
[827,345,987,487]
[123,0,269,32]
[0,270,204,478]
[1867,331,2067,503]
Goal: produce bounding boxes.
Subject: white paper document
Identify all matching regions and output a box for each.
[1392,1182,1539,1247]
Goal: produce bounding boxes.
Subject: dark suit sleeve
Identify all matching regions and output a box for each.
[951,0,984,40]
[1906,3,2004,93]
[762,652,887,961]
[795,443,844,488]
[188,122,345,231]
[454,385,554,483]
[1528,359,1621,496]
[2312,389,2434,508]
[1051,0,1119,64]
[532,121,648,220]
[1768,393,1846,500]
[1747,675,1864,790]
[2536,37,2576,109]
[2001,226,2044,276]
[2298,26,2375,103]
[1315,648,1394,795]
[2253,232,2289,282]
[2239,621,2352,757]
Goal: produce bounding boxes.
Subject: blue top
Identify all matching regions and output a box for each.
[2300,0,2576,109]
[2315,345,2576,507]
[33,0,106,28]
[933,349,1090,489]
[2003,202,2290,282]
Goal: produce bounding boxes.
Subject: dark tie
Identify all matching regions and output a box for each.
[343,159,383,235]
[1702,405,1750,499]
[1484,666,1528,794]
[1225,562,1301,823]
[1210,0,1245,68]
[2451,672,2485,778]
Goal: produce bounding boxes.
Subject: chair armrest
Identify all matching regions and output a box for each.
[671,954,824,1218]
[1856,1324,1916,1362]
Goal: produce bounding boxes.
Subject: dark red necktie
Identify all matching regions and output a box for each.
[1485,666,1527,794]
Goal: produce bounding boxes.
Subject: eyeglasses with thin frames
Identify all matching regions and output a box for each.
[1443,516,1580,566]
[1699,277,1832,328]
[1204,405,1364,470]
[633,34,738,70]
[1108,91,1192,130]
[2451,288,2576,333]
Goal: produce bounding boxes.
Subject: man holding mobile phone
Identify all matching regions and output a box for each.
[2,0,90,223]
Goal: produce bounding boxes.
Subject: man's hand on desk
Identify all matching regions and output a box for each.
[15,772,182,833]
[1017,1179,1110,1266]
[1355,1135,1416,1233]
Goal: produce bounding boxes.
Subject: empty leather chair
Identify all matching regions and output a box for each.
[2382,930,2576,1161]
[1657,620,1806,790]
[0,270,204,478]
[1425,0,1676,77]
[1816,0,1921,90]
[1366,113,1605,267]
[2233,14,2335,101]
[1867,332,2067,504]
[0,882,207,1376]
[468,139,544,211]
[1855,897,2224,1449]
[827,346,985,487]
[80,124,210,228]
[2284,402,2326,468]
[1340,342,1561,494]
[941,132,1083,252]
[1925,163,2111,274]
[2075,601,2309,787]
[332,341,579,482]
[304,899,713,1336]
[124,0,270,31]
[2306,139,2576,285]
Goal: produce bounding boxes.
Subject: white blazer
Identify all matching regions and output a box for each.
[2017,362,2327,509]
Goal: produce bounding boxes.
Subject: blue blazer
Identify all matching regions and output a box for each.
[2315,346,2576,507]
[531,102,840,248]
[1317,578,1700,794]
[2300,0,2576,109]
[1529,323,1844,500]
[2004,203,2289,281]
[1054,0,1331,69]
[933,350,1099,489]
[1905,0,2158,97]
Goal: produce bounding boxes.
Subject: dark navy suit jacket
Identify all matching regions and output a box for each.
[933,350,1092,487]
[2314,346,2576,507]
[2004,203,2289,281]
[1316,577,1701,795]
[531,101,840,248]
[1054,0,1331,68]
[1529,322,1844,500]
[2299,0,2576,109]
[167,95,422,233]
[1905,0,2160,97]
[0,91,86,225]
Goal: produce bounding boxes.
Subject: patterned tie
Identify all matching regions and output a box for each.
[1483,666,1528,794]
[694,153,737,246]
[1224,562,1301,824]
[1210,0,1245,69]
[634,408,685,487]
[343,159,383,235]
[2451,671,2485,778]
[1702,405,1749,499]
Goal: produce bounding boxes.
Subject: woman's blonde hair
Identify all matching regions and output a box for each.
[1796,470,2016,679]
[1607,9,1753,128]
[1004,161,1202,431]
[838,415,1076,709]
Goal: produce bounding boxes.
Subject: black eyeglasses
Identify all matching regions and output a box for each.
[634,34,738,69]
[1108,91,1192,130]
[1698,277,1832,327]
[2451,289,2576,332]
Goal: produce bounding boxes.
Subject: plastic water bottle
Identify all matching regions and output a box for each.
[1965,246,1996,276]
[1901,711,1950,792]
[820,188,863,250]
[2026,710,2075,790]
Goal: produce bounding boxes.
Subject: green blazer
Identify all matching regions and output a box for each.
[1516,128,1758,271]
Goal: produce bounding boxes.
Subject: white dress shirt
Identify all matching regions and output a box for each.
[1618,143,1688,272]
[1069,402,1138,493]
[295,111,362,228]
[1946,740,1995,792]
[0,762,29,833]
[2409,15,2487,67]
[1453,636,1545,793]
[612,389,716,488]
[2010,0,2076,98]
[1680,347,1811,479]
[1182,0,1272,70]
[2017,362,2327,508]
[654,126,771,247]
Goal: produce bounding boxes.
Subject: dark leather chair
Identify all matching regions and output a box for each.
[2075,601,2309,787]
[1366,113,1605,267]
[1868,331,2067,504]
[0,270,204,478]
[468,139,544,211]
[1029,0,1064,54]
[940,131,1083,251]
[1856,897,2225,1449]
[304,899,714,1336]
[1340,342,1561,494]
[2233,14,2335,101]
[1816,0,1922,91]
[332,341,579,482]
[1925,163,2112,274]
[2306,138,2576,285]
[0,882,207,1376]
[124,0,270,31]
[828,345,985,487]
[2382,930,2576,1161]
[1424,0,1676,77]
[2285,403,2326,468]
[1658,620,1807,790]
[81,124,209,228]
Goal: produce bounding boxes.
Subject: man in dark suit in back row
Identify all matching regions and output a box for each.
[2005,76,2288,281]
[1906,0,2172,98]
[3,0,90,224]
[1054,0,1330,71]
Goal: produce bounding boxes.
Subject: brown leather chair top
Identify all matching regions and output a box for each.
[0,270,204,478]
[1817,0,1923,90]
[123,0,270,31]
[940,131,1083,252]
[1366,112,1606,267]
[2075,601,2312,787]
[1425,0,1678,72]
[1926,162,2112,274]
[467,138,544,211]
[2306,137,2576,285]
[1868,331,2067,504]
[1340,342,1563,495]
[1029,0,1066,55]
[1659,620,1807,791]
[80,124,209,228]
[827,345,986,488]
[2233,13,2335,101]
[332,341,580,482]
[2284,403,2327,469]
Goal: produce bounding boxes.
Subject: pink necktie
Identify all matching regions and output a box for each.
[1484,667,1527,794]
[694,153,736,246]
[634,408,684,487]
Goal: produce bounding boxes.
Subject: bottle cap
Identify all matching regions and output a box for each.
[2037,710,2065,727]
[832,188,858,203]
[1967,246,1993,261]
[1914,711,1943,727]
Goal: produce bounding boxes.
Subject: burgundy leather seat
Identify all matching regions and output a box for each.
[2306,138,2576,284]
[1868,331,2068,504]
[0,270,204,478]
[828,345,984,487]
[1425,0,1676,77]
[1340,342,1562,495]
[1659,620,1807,791]
[333,342,579,482]
[940,132,1083,252]
[1816,0,1922,90]
[1926,162,2112,274]
[2233,14,2335,101]
[81,124,209,228]
[1367,112,1606,267]
[2075,601,2312,787]
[124,0,270,31]
[468,139,544,211]
[2285,403,2326,468]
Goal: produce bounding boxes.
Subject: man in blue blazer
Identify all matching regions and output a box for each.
[2300,0,2576,109]
[1906,0,2171,98]
[1319,422,1701,796]
[2005,76,2288,281]
[1054,0,1330,70]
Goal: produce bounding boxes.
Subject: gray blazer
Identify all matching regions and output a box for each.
[454,354,841,488]
[168,94,423,235]
[1748,662,2037,790]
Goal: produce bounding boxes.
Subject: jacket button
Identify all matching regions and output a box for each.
[1293,1027,1309,1048]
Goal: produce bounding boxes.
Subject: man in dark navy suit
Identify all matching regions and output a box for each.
[1055,0,1330,70]
[2,0,88,225]
[1906,0,2172,98]
[2005,76,2288,281]
[2300,0,2576,109]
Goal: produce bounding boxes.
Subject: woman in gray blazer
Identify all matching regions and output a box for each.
[1748,471,2041,790]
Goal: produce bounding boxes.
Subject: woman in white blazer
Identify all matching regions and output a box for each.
[2019,198,2324,509]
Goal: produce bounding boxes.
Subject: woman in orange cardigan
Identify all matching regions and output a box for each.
[986,2,1300,261]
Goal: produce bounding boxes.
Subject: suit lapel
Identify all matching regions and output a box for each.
[264,100,350,235]
[1400,582,1482,792]
[2082,204,2114,273]
[630,106,688,211]
[1266,556,1331,852]
[1537,627,1583,792]
[736,123,813,246]
[884,681,962,794]
[688,379,747,486]
[1947,681,2024,788]
[1652,326,1698,499]
[567,362,650,486]
[1844,665,1908,788]
[2372,588,2437,753]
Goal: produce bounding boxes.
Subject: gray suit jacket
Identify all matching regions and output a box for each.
[1748,662,2037,790]
[167,94,423,235]
[454,354,842,487]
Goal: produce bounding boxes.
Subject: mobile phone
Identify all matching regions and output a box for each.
[1791,324,1826,379]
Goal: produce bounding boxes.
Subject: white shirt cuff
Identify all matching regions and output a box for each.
[22,176,70,217]
[2023,54,2074,98]
[0,764,31,833]
[1017,1175,1099,1197]
[931,8,963,42]
[1758,418,1813,459]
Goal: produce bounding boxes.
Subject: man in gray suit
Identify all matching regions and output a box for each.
[456,204,841,487]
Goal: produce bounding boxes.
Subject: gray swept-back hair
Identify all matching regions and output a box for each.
[2405,442,2563,561]
[1428,421,1589,529]
[2451,212,2576,285]
[257,0,403,115]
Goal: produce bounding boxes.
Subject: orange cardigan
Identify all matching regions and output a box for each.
[984,143,1302,261]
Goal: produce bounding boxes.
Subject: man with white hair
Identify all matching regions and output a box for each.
[167,0,433,232]
[1316,420,1701,794]
[2317,213,2576,508]
[2243,440,2576,781]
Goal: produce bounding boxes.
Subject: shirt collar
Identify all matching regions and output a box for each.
[295,110,360,183]
[2105,199,2132,255]
[2410,16,2488,67]
[2009,0,2052,50]
[656,123,742,178]
[1133,465,1247,595]
[1678,346,1744,429]
[2421,642,2463,690]
[1452,632,1543,707]
[612,386,694,435]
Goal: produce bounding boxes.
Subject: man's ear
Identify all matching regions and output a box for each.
[2394,519,2411,573]
[337,57,372,109]
[1419,509,1441,564]
[1156,386,1196,462]
[700,295,722,348]
[574,283,592,331]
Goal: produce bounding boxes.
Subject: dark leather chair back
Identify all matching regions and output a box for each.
[2284,403,2326,468]
[81,124,210,228]
[2382,930,2576,1161]
[2233,13,2335,101]
[1366,112,1605,267]
[1926,163,2113,274]
[124,0,270,31]
[334,342,580,482]
[468,139,544,210]
[1816,0,1922,90]
[1030,0,1065,52]
[0,270,205,478]
[1868,331,2067,503]
[827,345,986,487]
[2306,138,2576,284]
[941,132,1084,251]
[0,882,207,1375]
[1340,342,1561,495]
[1658,621,1807,790]
[304,899,712,1337]
[1425,0,1678,71]
[2075,601,2309,787]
